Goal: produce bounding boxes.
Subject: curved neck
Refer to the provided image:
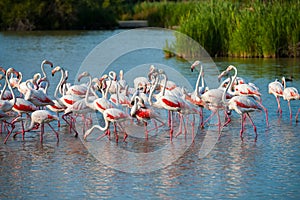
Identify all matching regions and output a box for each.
[84,75,94,109]
[161,73,168,96]
[282,77,286,89]
[0,74,7,100]
[54,68,65,100]
[194,64,203,96]
[130,96,139,116]
[104,77,112,99]
[148,75,159,106]
[5,71,16,104]
[222,67,237,104]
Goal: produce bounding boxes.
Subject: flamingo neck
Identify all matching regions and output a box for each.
[194,64,203,96]
[5,71,16,105]
[85,75,94,108]
[148,75,159,106]
[54,68,65,100]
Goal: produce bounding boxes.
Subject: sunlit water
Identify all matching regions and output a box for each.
[0,30,300,199]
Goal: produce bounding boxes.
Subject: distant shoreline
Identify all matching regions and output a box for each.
[118,20,148,29]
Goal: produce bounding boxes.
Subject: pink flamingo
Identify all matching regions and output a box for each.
[78,72,114,114]
[268,79,284,114]
[36,59,53,92]
[130,96,165,139]
[7,97,39,141]
[0,68,17,113]
[46,66,68,127]
[220,66,268,142]
[185,61,208,124]
[24,110,59,143]
[282,76,300,120]
[148,69,184,141]
[51,66,82,107]
[84,107,131,142]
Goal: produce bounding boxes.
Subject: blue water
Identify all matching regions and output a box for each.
[0,29,300,199]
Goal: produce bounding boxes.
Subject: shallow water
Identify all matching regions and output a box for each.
[0,30,300,199]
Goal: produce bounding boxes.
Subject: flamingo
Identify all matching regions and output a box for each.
[185,61,208,124]
[51,66,82,107]
[0,68,17,113]
[36,59,53,92]
[23,110,59,143]
[78,72,114,114]
[148,69,182,141]
[268,79,284,114]
[46,66,68,127]
[0,74,12,100]
[130,96,165,139]
[24,79,55,107]
[9,97,38,141]
[84,108,131,142]
[220,66,268,142]
[282,76,300,120]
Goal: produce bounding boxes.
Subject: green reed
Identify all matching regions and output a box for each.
[131,1,300,58]
[177,0,300,58]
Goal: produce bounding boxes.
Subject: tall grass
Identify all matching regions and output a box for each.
[130,0,300,58]
[177,0,300,58]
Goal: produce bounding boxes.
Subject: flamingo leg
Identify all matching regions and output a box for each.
[246,113,257,142]
[288,101,293,120]
[4,124,15,144]
[202,109,217,128]
[40,123,44,143]
[62,113,79,137]
[169,112,173,141]
[144,121,148,140]
[96,129,110,141]
[296,108,300,122]
[175,114,183,138]
[57,112,60,128]
[276,96,282,115]
[240,114,245,142]
[48,123,59,143]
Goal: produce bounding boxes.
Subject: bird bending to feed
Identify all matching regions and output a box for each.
[84,108,131,142]
[268,79,284,115]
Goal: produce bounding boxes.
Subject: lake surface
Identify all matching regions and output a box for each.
[0,29,300,199]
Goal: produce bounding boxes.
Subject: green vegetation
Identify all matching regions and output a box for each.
[0,0,120,30]
[1,0,299,57]
[129,0,300,58]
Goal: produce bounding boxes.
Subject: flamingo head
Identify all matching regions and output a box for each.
[52,66,62,76]
[77,71,90,82]
[218,70,229,82]
[190,60,200,72]
[42,60,53,68]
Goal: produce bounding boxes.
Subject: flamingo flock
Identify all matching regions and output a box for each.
[0,59,299,144]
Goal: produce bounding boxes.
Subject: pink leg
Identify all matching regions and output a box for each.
[175,114,183,138]
[288,101,293,120]
[48,124,59,143]
[170,112,173,141]
[276,96,282,115]
[257,101,269,127]
[96,129,110,140]
[296,108,300,122]
[240,114,245,142]
[40,124,44,143]
[246,113,257,142]
[144,122,148,140]
[202,110,217,128]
